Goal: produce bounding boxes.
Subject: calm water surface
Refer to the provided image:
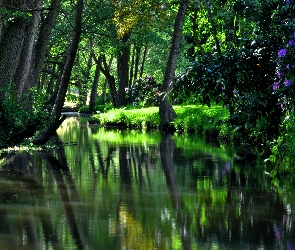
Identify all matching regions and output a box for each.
[0,117,294,249]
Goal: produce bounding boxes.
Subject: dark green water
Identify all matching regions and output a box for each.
[0,117,294,249]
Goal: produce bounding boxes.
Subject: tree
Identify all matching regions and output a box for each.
[159,0,189,127]
[89,56,102,113]
[33,0,84,145]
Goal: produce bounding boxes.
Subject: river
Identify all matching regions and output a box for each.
[0,116,294,249]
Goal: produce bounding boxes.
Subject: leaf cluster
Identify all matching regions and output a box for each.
[174,38,282,145]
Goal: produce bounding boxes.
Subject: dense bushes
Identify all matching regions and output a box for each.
[174,40,282,145]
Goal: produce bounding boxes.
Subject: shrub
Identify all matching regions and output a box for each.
[78,104,113,114]
[125,76,161,107]
[0,85,50,148]
[78,105,90,113]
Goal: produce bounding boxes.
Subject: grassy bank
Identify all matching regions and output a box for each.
[91,104,230,139]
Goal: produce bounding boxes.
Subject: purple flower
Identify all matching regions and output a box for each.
[289,39,295,46]
[286,0,291,4]
[273,82,280,90]
[277,71,282,78]
[278,49,287,57]
[285,79,292,87]
[281,103,284,110]
[233,89,237,93]
[287,64,290,69]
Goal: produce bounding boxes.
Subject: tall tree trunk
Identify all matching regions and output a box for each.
[46,63,58,95]
[159,0,188,127]
[89,57,101,113]
[117,33,130,107]
[0,0,3,41]
[103,55,113,104]
[77,79,85,107]
[14,0,43,97]
[139,45,148,78]
[129,45,135,86]
[95,54,117,108]
[29,0,62,90]
[78,40,93,107]
[33,0,84,145]
[190,11,205,56]
[133,45,141,83]
[0,20,26,100]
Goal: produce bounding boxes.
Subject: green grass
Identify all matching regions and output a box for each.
[93,106,160,129]
[92,104,230,137]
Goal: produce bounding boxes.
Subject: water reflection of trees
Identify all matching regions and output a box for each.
[0,151,64,249]
[0,125,294,249]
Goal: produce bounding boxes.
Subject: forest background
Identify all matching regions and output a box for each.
[0,0,294,171]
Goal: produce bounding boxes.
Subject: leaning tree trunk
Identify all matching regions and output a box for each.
[159,0,188,127]
[33,0,84,145]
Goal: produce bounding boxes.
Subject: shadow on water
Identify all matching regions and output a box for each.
[0,117,294,249]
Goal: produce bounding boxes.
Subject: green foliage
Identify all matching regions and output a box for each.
[174,38,282,145]
[78,104,113,114]
[125,76,161,107]
[0,85,50,148]
[0,7,32,26]
[78,105,90,113]
[266,114,295,175]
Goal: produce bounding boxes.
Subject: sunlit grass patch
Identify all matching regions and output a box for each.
[92,104,229,136]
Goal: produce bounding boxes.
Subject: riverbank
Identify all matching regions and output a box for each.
[91,104,230,141]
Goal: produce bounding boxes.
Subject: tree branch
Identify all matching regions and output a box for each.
[0,4,55,12]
